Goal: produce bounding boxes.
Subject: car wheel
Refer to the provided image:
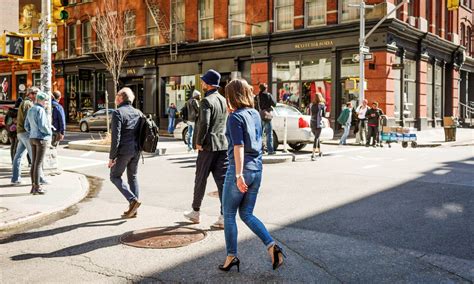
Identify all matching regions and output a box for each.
[182,127,189,145]
[289,143,307,152]
[80,122,89,132]
[0,128,10,144]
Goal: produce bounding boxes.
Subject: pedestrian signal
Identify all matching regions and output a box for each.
[0,32,37,62]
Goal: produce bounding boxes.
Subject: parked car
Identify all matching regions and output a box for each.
[0,101,15,144]
[79,109,114,132]
[173,103,334,151]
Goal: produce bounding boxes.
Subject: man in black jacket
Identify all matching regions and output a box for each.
[185,90,200,152]
[184,69,228,229]
[109,87,142,218]
[256,83,277,154]
[365,101,384,147]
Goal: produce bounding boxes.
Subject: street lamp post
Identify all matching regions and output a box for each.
[350,0,410,105]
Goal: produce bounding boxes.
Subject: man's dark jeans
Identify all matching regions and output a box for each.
[110,152,140,202]
[192,150,228,215]
[30,138,47,187]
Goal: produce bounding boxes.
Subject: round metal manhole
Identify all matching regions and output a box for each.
[0,207,8,214]
[207,191,219,198]
[120,227,207,249]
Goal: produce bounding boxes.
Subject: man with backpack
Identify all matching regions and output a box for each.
[109,87,143,219]
[51,91,66,147]
[185,90,200,152]
[256,83,277,155]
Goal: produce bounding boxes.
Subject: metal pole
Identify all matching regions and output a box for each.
[359,1,365,105]
[41,0,52,120]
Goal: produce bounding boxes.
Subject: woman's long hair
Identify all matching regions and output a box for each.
[313,92,326,105]
[225,79,254,111]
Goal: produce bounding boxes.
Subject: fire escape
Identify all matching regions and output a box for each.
[145,0,179,61]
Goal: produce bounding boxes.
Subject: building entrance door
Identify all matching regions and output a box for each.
[125,83,144,112]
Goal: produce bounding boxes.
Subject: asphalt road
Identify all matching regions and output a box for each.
[0,141,473,283]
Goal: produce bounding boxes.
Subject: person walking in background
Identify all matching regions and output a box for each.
[109,87,142,219]
[51,91,66,147]
[256,83,277,155]
[184,69,228,229]
[11,87,47,185]
[167,103,177,134]
[355,99,369,145]
[366,101,384,147]
[24,91,52,195]
[5,99,21,162]
[186,90,200,152]
[219,79,285,273]
[337,102,353,145]
[310,92,326,161]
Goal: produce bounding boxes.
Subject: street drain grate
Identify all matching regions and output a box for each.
[208,191,219,198]
[120,227,207,249]
[0,207,8,214]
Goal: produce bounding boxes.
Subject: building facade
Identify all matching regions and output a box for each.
[54,0,474,129]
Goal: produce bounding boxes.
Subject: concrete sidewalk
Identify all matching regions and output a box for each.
[323,128,474,147]
[0,163,89,231]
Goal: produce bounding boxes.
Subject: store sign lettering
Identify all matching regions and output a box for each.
[294,40,334,49]
[126,69,137,75]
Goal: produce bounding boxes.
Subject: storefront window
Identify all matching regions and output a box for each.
[171,0,185,42]
[199,0,214,41]
[0,75,12,100]
[306,0,326,27]
[66,74,94,122]
[273,82,301,108]
[229,0,245,37]
[340,56,360,109]
[96,72,106,109]
[403,59,416,120]
[426,64,433,120]
[434,65,442,119]
[275,0,294,31]
[163,76,196,116]
[272,59,300,82]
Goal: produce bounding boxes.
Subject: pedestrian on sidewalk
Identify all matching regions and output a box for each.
[256,83,277,155]
[218,79,285,273]
[5,100,20,162]
[11,87,47,185]
[355,99,369,145]
[366,101,384,147]
[185,90,200,152]
[109,87,142,219]
[337,102,352,145]
[24,91,52,195]
[184,69,229,229]
[51,91,66,147]
[167,103,177,134]
[310,92,326,161]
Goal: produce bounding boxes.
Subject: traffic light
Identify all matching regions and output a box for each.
[52,0,69,24]
[447,0,460,10]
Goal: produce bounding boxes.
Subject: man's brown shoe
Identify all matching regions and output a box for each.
[122,200,141,218]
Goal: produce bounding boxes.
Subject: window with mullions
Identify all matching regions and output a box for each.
[275,0,294,31]
[403,59,416,120]
[82,21,92,54]
[171,0,185,42]
[340,0,359,23]
[67,24,76,58]
[434,65,443,119]
[199,0,214,41]
[229,0,245,37]
[306,0,326,27]
[426,63,433,120]
[147,9,159,46]
[124,10,136,48]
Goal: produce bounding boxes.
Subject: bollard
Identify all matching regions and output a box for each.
[283,116,288,153]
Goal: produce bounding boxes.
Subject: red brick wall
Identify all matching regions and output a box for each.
[294,0,304,29]
[327,0,337,25]
[186,0,199,42]
[250,62,269,93]
[215,0,229,39]
[451,69,460,117]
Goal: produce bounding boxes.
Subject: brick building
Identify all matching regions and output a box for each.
[53,0,473,129]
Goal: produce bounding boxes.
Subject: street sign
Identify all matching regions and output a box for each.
[352,54,360,62]
[392,63,404,70]
[361,46,370,53]
[364,53,373,61]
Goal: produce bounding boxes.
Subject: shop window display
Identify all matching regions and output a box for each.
[434,65,442,120]
[164,76,196,116]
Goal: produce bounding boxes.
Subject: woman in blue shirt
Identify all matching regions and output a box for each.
[219,79,285,272]
[24,91,52,195]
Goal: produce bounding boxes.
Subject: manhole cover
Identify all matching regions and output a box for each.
[120,227,207,249]
[0,207,8,214]
[208,191,219,198]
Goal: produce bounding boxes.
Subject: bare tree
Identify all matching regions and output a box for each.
[89,0,131,134]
